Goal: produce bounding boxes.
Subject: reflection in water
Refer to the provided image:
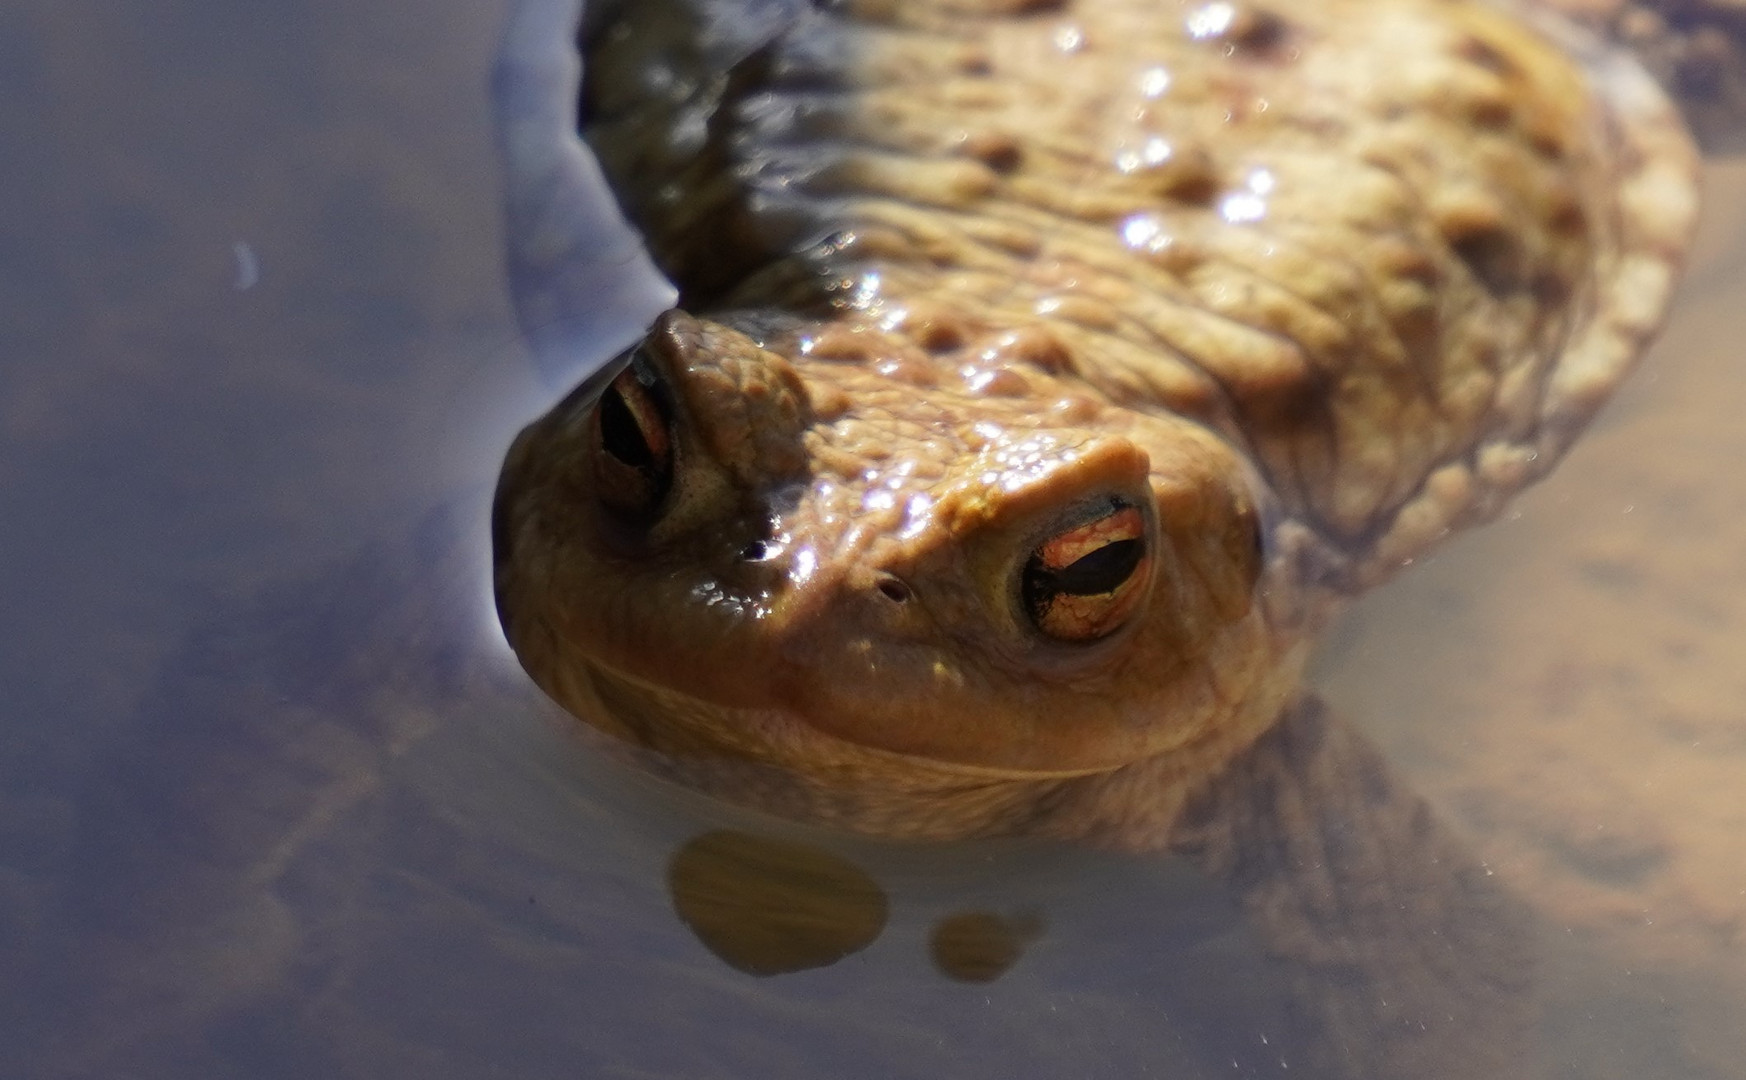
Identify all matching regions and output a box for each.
[493,0,1688,1076]
[929,911,1042,984]
[668,830,888,976]
[665,830,1041,984]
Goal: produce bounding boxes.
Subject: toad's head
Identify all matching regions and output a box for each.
[493,310,1303,817]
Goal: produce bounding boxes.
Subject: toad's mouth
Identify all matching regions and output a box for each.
[569,659,1142,842]
[575,658,1120,784]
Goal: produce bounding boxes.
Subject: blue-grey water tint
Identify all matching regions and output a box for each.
[4,0,1746,1076]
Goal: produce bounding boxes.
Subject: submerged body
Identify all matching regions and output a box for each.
[494,0,1698,842]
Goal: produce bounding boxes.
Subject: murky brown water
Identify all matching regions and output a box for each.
[4,1,1744,1077]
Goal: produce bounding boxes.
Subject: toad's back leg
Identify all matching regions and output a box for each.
[1167,697,1535,1080]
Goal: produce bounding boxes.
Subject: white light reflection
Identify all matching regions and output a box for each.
[964,368,998,394]
[1115,136,1173,174]
[1219,193,1265,223]
[1120,213,1172,253]
[1185,2,1236,40]
[977,435,1074,492]
[854,270,882,308]
[899,493,935,539]
[1219,168,1275,224]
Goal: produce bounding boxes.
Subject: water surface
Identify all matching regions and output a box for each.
[4,2,1745,1077]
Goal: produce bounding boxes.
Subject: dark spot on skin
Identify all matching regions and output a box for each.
[1548,198,1587,240]
[1448,226,1524,296]
[1531,269,1572,309]
[1396,248,1444,291]
[961,131,1023,174]
[1165,169,1220,207]
[1392,304,1441,372]
[1529,128,1568,161]
[1458,34,1518,77]
[1230,8,1290,53]
[963,366,1033,397]
[1236,357,1335,436]
[908,314,968,353]
[1194,5,1292,57]
[1465,95,1514,130]
[987,326,1075,376]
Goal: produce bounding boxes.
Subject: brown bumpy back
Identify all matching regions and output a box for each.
[582,0,1698,597]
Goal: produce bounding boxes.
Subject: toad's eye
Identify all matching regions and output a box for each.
[1021,503,1150,642]
[591,349,674,520]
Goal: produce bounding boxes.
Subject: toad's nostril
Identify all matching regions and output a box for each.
[876,576,912,604]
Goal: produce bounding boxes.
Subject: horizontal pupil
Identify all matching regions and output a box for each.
[1041,538,1144,597]
[599,383,655,469]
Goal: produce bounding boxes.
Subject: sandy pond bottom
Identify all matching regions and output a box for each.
[1320,158,1746,1079]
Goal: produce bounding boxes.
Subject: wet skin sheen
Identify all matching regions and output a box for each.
[493,0,1698,844]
